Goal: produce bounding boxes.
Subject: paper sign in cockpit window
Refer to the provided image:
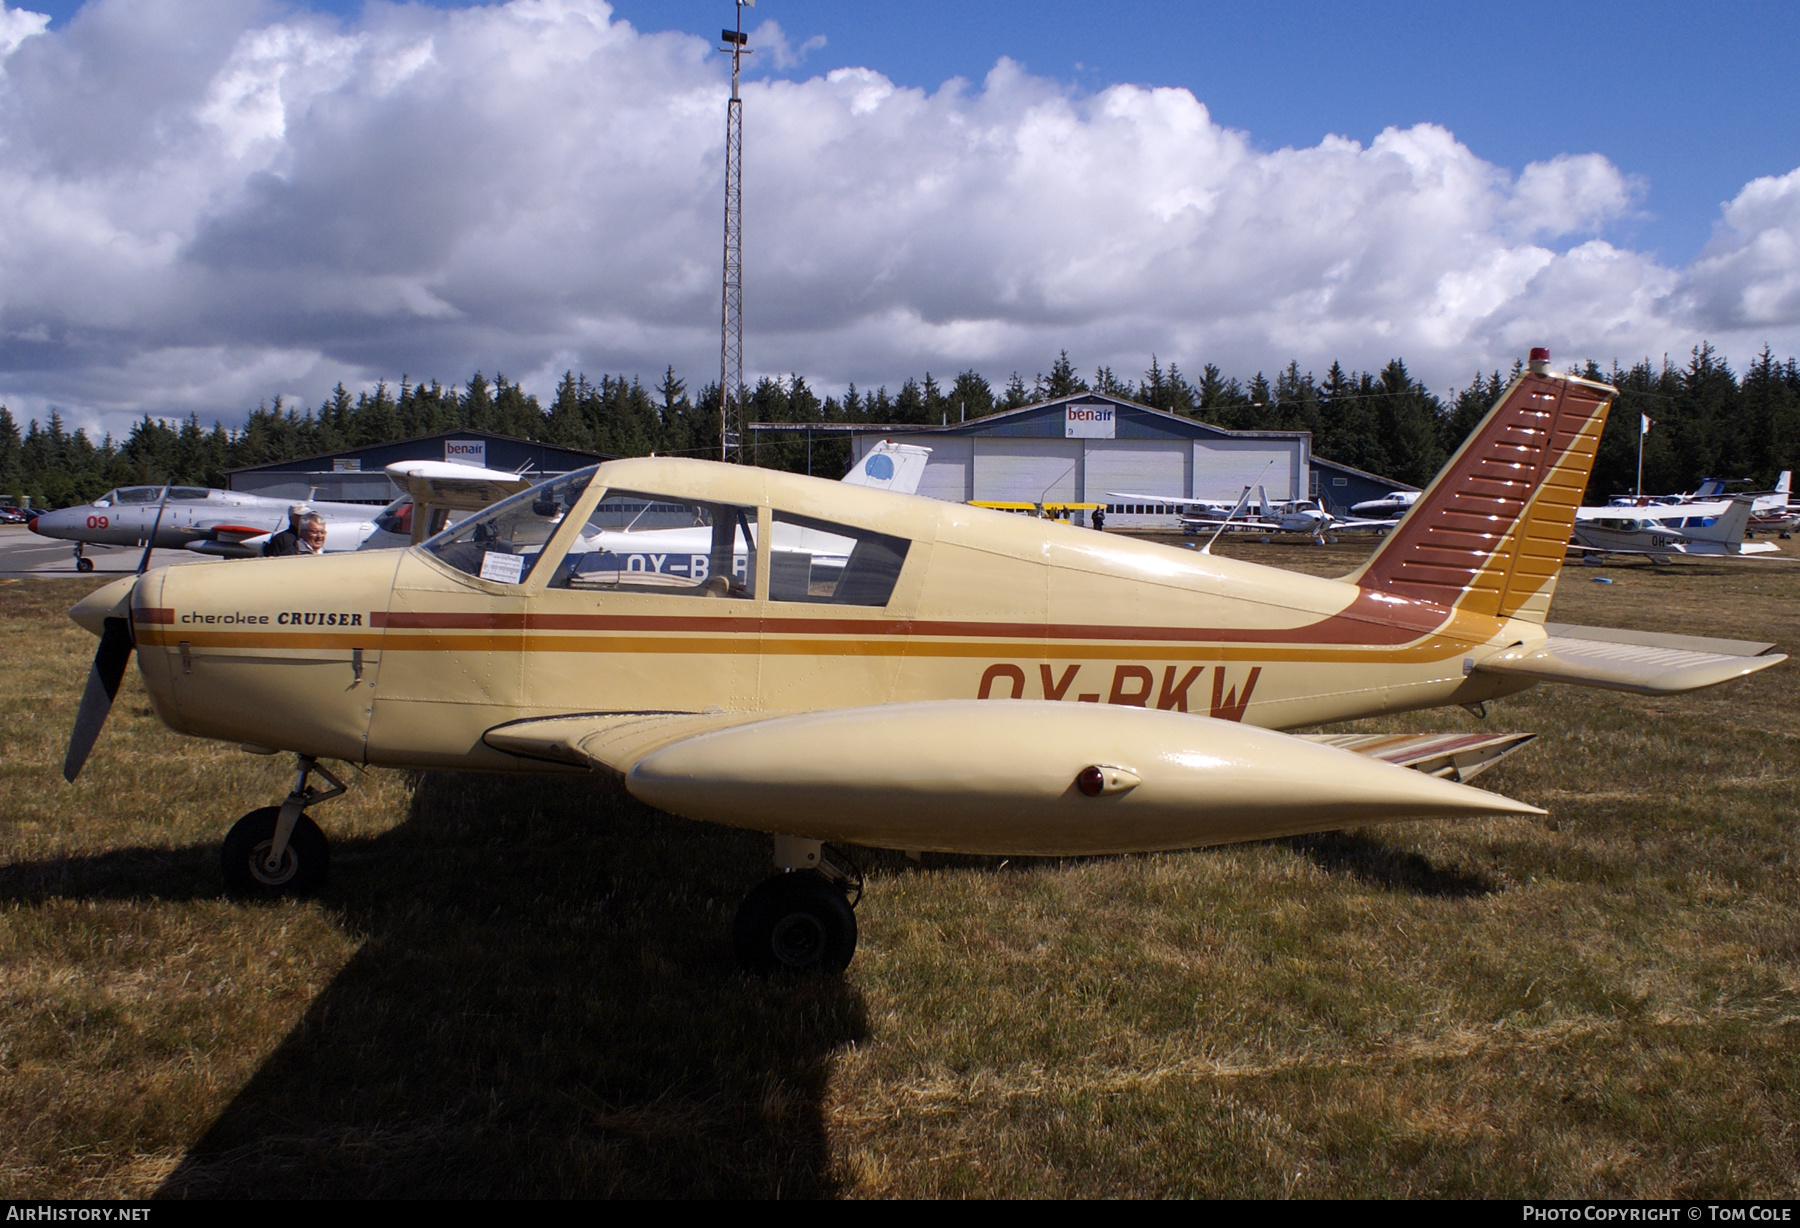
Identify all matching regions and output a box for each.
[480,551,526,584]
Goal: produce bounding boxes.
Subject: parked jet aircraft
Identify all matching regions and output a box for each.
[30,485,385,568]
[60,357,1785,973]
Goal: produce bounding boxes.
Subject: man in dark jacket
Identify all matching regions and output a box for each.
[263,506,326,556]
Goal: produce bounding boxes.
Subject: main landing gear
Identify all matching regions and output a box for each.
[732,836,861,974]
[221,755,345,898]
[73,544,93,573]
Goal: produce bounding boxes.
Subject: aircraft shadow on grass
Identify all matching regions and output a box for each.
[0,779,1501,1195]
[1281,830,1496,899]
[4,773,867,1198]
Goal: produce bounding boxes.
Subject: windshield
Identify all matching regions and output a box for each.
[424,468,595,584]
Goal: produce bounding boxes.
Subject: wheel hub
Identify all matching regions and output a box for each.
[247,839,299,886]
[770,912,827,967]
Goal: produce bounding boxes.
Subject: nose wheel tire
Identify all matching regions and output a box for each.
[76,557,94,573]
[221,806,330,898]
[733,871,857,974]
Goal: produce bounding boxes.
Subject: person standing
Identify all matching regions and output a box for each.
[1092,506,1106,532]
[263,506,326,556]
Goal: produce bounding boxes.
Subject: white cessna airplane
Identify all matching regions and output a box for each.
[1570,495,1782,562]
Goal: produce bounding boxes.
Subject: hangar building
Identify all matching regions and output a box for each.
[225,430,610,504]
[843,393,1411,529]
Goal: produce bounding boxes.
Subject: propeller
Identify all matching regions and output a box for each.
[64,614,134,782]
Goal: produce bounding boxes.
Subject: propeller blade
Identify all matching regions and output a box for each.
[64,616,134,782]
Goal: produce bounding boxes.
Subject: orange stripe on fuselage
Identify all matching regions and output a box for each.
[136,602,1506,665]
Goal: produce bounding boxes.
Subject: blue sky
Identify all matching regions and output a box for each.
[3,0,1798,429]
[27,0,1790,263]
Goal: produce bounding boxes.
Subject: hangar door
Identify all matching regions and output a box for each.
[972,439,1082,503]
[1083,441,1188,503]
[1192,442,1303,502]
[915,438,973,503]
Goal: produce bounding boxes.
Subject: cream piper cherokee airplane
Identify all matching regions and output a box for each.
[61,354,1786,973]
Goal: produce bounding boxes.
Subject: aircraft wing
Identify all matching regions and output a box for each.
[483,710,775,772]
[485,701,1542,855]
[1177,516,1284,530]
[192,521,279,545]
[1108,492,1225,507]
[387,461,535,511]
[1475,624,1786,694]
[1565,542,1785,556]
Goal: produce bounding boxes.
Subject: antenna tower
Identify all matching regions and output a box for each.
[718,3,753,462]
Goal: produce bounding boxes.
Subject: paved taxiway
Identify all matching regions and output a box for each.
[0,524,223,579]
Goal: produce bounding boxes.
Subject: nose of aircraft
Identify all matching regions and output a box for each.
[70,574,138,637]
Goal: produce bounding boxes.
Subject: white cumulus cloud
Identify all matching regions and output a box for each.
[0,0,1796,438]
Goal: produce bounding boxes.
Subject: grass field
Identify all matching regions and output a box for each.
[2,541,1797,1198]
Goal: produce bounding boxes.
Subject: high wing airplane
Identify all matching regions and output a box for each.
[59,356,1786,974]
[1351,490,1421,519]
[360,461,540,550]
[29,485,385,568]
[1604,472,1794,537]
[1570,495,1783,563]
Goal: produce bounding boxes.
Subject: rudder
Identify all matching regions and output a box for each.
[1345,356,1614,623]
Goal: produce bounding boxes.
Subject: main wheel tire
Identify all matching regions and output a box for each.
[221,806,330,899]
[733,872,857,974]
[75,557,94,573]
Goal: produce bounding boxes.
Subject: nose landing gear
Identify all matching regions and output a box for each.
[732,836,860,974]
[74,544,93,573]
[221,755,345,898]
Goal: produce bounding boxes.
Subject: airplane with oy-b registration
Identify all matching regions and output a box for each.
[59,351,1786,974]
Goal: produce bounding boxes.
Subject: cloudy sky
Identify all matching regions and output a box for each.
[3,0,1798,437]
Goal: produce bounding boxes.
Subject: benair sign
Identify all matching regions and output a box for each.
[444,439,487,467]
[1065,404,1115,439]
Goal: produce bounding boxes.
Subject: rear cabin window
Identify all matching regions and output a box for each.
[549,490,759,598]
[767,510,909,606]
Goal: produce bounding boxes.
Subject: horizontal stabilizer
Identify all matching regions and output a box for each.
[1476,623,1785,694]
[1301,731,1536,783]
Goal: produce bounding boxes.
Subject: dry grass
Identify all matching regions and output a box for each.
[1,544,1797,1198]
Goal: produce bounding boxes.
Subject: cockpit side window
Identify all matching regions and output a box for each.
[425,471,593,584]
[112,487,162,504]
[547,489,759,598]
[767,510,910,606]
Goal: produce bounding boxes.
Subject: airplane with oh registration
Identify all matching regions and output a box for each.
[60,353,1786,974]
[1569,494,1785,562]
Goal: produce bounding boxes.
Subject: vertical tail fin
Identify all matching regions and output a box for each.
[1345,360,1614,623]
[844,440,933,495]
[1690,495,1755,547]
